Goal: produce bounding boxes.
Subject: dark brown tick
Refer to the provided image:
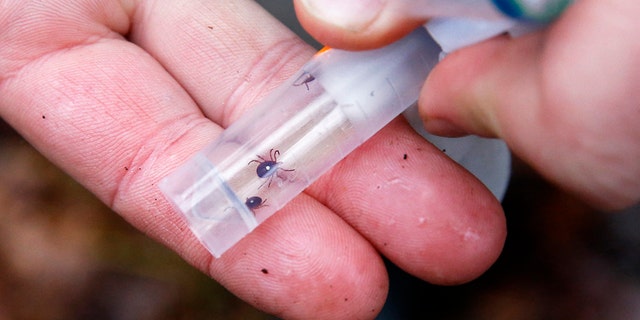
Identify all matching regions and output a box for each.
[248,149,294,188]
[245,196,266,211]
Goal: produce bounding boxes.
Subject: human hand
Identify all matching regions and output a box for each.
[295,0,640,210]
[0,1,505,318]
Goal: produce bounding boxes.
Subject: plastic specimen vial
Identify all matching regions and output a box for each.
[159,28,441,257]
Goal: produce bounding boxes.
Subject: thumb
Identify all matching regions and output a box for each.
[421,33,543,139]
[293,0,425,50]
[420,0,640,210]
[293,0,513,50]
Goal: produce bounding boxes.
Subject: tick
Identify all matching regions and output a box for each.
[245,196,267,212]
[293,72,315,90]
[248,149,294,188]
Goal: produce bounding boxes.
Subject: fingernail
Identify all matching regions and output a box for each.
[300,0,384,32]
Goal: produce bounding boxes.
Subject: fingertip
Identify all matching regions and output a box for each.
[419,35,518,138]
[404,178,507,286]
[293,0,423,50]
[312,119,507,287]
[432,201,507,286]
[211,195,389,319]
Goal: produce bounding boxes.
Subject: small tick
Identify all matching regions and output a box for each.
[293,72,315,90]
[245,196,267,212]
[248,149,294,188]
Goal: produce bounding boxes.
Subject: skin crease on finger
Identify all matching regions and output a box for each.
[0,0,505,318]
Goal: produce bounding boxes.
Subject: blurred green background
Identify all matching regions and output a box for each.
[1,1,639,319]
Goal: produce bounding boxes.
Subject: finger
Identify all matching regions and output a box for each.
[420,0,640,209]
[215,194,388,319]
[293,0,426,50]
[309,118,506,285]
[128,0,316,126]
[0,0,388,318]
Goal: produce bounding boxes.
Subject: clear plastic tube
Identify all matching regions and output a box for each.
[405,0,573,22]
[406,0,508,20]
[159,28,441,257]
[490,0,573,22]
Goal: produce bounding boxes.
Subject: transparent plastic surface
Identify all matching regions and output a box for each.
[421,0,571,53]
[159,28,441,257]
[403,0,572,22]
[425,17,518,53]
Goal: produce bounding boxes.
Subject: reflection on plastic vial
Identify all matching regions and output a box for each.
[248,149,295,188]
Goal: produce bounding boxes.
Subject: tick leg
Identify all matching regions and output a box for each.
[267,175,274,188]
[257,175,274,189]
[248,154,267,166]
[271,149,280,162]
[293,72,315,91]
